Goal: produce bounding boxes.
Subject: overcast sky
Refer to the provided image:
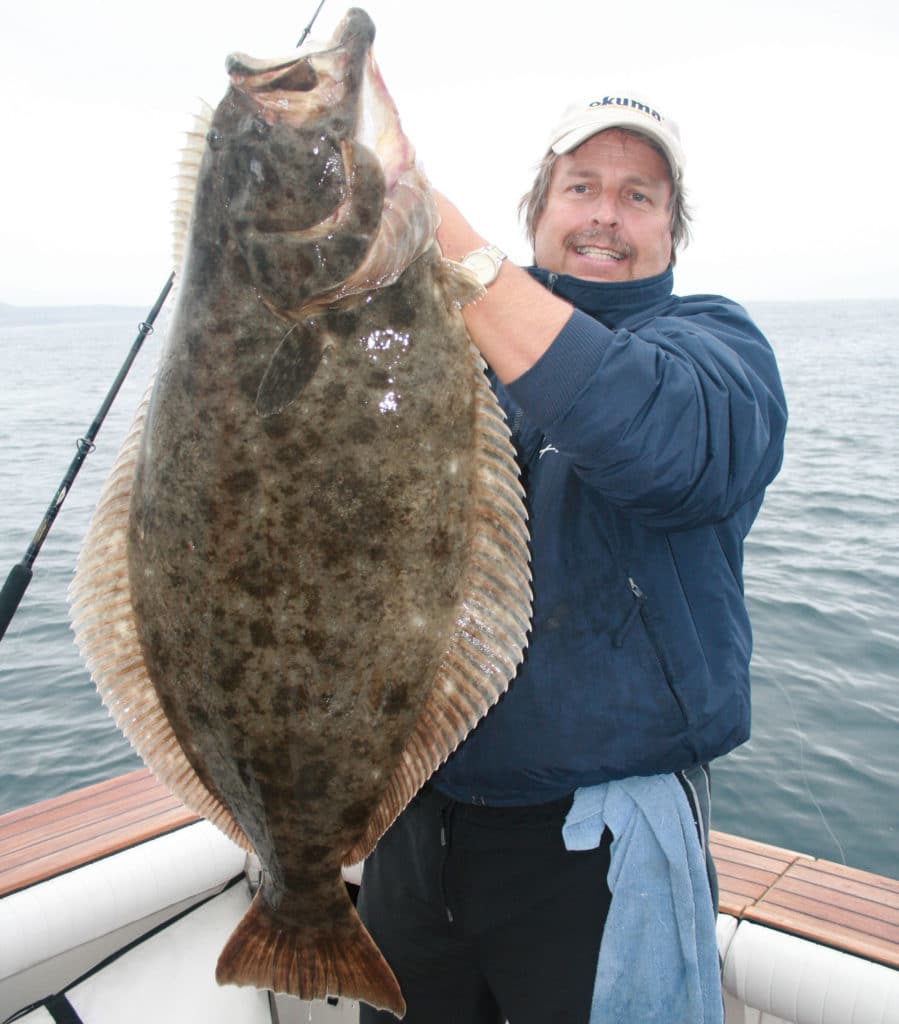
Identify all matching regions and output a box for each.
[3,0,897,307]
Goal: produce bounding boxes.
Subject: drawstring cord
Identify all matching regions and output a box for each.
[439,800,457,923]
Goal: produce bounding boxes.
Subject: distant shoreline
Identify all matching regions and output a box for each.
[0,304,148,327]
[2,297,897,331]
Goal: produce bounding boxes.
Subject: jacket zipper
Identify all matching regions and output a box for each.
[507,404,525,437]
[617,577,688,722]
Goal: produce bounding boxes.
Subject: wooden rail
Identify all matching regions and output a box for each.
[1,771,897,970]
[0,770,197,898]
[711,830,899,968]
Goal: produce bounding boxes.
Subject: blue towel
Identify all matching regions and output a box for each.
[562,775,723,1024]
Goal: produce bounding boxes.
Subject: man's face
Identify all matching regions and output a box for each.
[533,129,674,282]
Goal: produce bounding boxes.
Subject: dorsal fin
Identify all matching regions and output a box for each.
[171,100,214,272]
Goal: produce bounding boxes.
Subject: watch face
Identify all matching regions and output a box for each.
[462,247,503,286]
[466,252,494,285]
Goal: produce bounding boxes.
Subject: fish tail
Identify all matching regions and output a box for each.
[216,885,405,1018]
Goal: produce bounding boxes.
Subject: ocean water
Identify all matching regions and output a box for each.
[0,298,896,880]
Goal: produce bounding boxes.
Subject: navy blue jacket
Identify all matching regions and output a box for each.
[433,267,788,805]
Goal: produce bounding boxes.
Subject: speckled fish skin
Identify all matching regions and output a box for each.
[99,6,529,1017]
[69,7,531,1016]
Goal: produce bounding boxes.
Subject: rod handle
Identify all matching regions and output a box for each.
[0,563,33,641]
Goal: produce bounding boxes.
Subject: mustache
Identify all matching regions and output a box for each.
[565,230,632,257]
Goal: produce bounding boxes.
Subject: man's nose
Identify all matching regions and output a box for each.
[590,192,620,227]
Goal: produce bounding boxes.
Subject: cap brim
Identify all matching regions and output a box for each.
[551,118,683,180]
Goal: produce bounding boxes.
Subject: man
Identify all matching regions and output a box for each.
[357,94,787,1023]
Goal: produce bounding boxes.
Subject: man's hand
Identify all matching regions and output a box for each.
[431,190,573,384]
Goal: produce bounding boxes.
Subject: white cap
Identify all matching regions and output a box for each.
[548,93,685,181]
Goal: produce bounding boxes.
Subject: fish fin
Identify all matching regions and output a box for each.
[437,257,487,309]
[344,343,532,866]
[68,379,253,853]
[217,881,405,1018]
[171,100,215,272]
[256,321,327,417]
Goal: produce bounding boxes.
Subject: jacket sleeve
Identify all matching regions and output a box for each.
[505,300,788,530]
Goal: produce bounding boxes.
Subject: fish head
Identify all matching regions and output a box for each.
[202,8,436,317]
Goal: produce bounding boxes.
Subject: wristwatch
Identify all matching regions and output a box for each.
[460,244,507,287]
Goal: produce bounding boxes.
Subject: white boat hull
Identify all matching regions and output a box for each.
[2,777,897,1024]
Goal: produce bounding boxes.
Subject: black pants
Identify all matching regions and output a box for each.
[357,767,715,1024]
[357,786,611,1023]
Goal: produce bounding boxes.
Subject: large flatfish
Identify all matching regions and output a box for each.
[69,7,530,1018]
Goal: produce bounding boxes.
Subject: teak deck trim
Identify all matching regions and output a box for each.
[711,829,899,969]
[0,770,197,897]
[1,771,897,970]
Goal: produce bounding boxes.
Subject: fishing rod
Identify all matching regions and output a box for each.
[0,272,175,644]
[297,0,327,47]
[2,2,325,645]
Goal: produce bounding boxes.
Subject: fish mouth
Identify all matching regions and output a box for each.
[225,10,412,194]
[226,9,376,129]
[223,9,436,313]
[225,51,320,92]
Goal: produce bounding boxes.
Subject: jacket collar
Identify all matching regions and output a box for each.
[526,265,674,328]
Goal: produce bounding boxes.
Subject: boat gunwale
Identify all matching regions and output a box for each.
[0,769,198,898]
[2,769,897,971]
